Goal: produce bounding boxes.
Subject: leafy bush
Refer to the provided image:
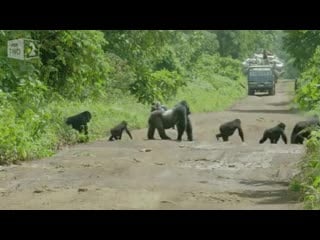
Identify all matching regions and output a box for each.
[295,46,320,110]
[0,100,57,164]
[106,53,136,95]
[33,30,111,100]
[194,54,243,82]
[290,129,320,209]
[129,69,185,104]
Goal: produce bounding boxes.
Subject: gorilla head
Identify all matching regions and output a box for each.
[278,122,286,129]
[147,100,193,141]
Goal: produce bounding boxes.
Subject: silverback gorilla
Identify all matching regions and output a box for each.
[147,100,193,141]
[66,111,92,135]
[108,121,133,141]
[259,122,287,144]
[151,101,174,129]
[291,115,319,144]
[216,119,244,142]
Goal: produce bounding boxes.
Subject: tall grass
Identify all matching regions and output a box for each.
[168,74,246,112]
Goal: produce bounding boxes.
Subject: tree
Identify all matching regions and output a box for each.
[283,30,320,71]
[32,30,111,100]
[104,30,186,103]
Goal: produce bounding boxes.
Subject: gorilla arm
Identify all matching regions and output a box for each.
[259,130,268,144]
[238,127,244,142]
[186,117,193,141]
[125,127,133,139]
[280,130,288,144]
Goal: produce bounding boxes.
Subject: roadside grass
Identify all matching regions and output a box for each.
[168,74,246,112]
[290,129,320,209]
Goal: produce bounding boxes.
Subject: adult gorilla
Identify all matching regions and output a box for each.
[147,100,193,141]
[291,115,319,144]
[66,111,92,135]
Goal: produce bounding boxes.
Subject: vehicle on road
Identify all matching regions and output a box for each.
[247,65,276,96]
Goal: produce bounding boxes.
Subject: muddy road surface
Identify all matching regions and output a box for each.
[0,80,307,209]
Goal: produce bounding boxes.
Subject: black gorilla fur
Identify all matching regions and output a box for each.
[216,119,244,142]
[108,121,133,141]
[66,111,92,135]
[147,100,193,141]
[291,116,319,144]
[259,122,287,144]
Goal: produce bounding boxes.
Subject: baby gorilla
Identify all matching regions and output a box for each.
[259,122,287,144]
[150,101,168,112]
[108,121,133,141]
[216,119,244,142]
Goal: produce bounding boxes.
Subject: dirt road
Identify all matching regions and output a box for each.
[0,80,307,209]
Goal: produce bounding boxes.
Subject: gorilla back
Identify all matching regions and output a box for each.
[148,100,193,141]
[66,111,92,135]
[291,116,319,144]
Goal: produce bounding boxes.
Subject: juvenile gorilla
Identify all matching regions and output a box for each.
[150,101,168,112]
[108,121,133,141]
[291,116,319,144]
[66,111,92,135]
[147,100,193,141]
[259,122,287,144]
[216,119,244,142]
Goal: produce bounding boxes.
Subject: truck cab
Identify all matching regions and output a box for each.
[247,65,276,96]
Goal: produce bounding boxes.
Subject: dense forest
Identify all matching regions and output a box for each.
[1,30,320,209]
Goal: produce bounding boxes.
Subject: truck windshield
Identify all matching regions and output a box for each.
[248,70,273,81]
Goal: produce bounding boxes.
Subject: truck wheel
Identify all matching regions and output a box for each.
[271,86,275,95]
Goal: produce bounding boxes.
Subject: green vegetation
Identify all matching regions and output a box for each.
[0,30,282,165]
[290,131,320,209]
[284,30,320,209]
[168,54,246,112]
